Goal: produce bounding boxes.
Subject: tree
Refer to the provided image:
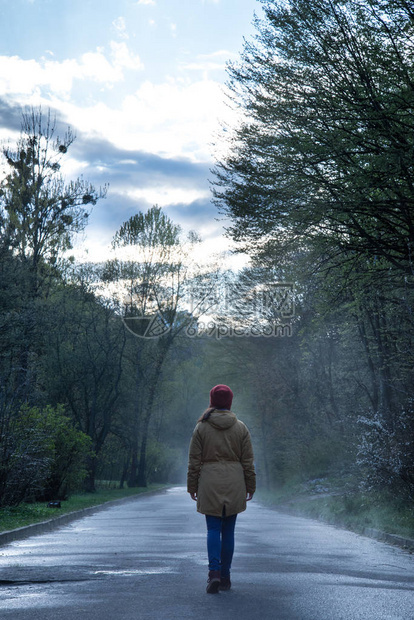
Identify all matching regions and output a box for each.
[0,108,106,409]
[211,0,414,500]
[43,271,126,492]
[104,206,184,487]
[0,108,105,290]
[103,206,218,487]
[213,0,414,274]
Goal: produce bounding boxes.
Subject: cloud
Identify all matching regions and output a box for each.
[0,75,237,265]
[0,45,143,98]
[46,74,234,165]
[117,78,232,159]
[137,0,156,4]
[167,198,218,230]
[0,98,72,145]
[110,41,143,71]
[68,135,210,190]
[0,99,24,132]
[60,135,220,250]
[0,45,233,165]
[182,50,236,73]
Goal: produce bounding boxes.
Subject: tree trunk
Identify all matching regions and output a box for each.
[128,441,139,487]
[137,416,151,487]
[355,312,379,413]
[136,342,170,487]
[84,454,97,492]
[120,450,131,489]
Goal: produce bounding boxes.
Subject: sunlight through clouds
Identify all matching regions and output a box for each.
[125,187,209,208]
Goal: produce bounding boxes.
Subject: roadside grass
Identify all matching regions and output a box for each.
[0,483,169,533]
[256,481,414,540]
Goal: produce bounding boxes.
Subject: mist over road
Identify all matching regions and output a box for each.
[0,487,412,619]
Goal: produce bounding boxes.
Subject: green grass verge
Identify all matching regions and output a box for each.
[0,483,169,533]
[256,485,414,540]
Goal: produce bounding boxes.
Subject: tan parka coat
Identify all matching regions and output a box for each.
[187,410,256,517]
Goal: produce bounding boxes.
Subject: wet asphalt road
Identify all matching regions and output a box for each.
[0,487,413,620]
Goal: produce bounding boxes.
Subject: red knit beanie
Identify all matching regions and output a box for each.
[209,384,233,410]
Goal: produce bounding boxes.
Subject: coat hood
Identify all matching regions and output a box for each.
[207,410,237,430]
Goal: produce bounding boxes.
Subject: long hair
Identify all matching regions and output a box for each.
[197,407,215,423]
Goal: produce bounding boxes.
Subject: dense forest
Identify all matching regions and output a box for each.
[1,0,413,529]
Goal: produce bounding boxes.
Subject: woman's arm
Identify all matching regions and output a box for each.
[241,426,256,497]
[187,426,202,499]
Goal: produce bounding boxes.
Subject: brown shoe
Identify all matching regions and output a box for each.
[206,570,221,594]
[219,575,231,591]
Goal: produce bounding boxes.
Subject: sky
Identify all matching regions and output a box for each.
[0,0,262,266]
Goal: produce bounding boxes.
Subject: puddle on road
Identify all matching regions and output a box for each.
[165,486,186,494]
[92,567,175,576]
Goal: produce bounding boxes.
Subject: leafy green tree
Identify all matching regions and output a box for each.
[42,273,126,492]
[210,0,414,502]
[103,206,216,487]
[0,108,106,411]
[213,0,414,273]
[0,108,104,289]
[104,206,185,487]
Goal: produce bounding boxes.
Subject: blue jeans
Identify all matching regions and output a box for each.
[205,514,237,575]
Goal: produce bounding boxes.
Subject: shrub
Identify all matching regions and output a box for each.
[0,404,92,506]
[357,405,414,501]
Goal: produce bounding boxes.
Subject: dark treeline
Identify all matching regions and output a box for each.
[1,0,414,518]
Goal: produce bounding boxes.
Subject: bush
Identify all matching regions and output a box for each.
[38,406,92,501]
[357,405,414,501]
[0,406,53,507]
[0,404,92,506]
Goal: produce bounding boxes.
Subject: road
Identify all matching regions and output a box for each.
[0,487,412,620]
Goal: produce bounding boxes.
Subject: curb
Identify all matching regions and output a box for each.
[361,527,414,552]
[0,487,167,548]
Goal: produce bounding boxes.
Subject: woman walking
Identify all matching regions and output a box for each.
[187,384,256,593]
